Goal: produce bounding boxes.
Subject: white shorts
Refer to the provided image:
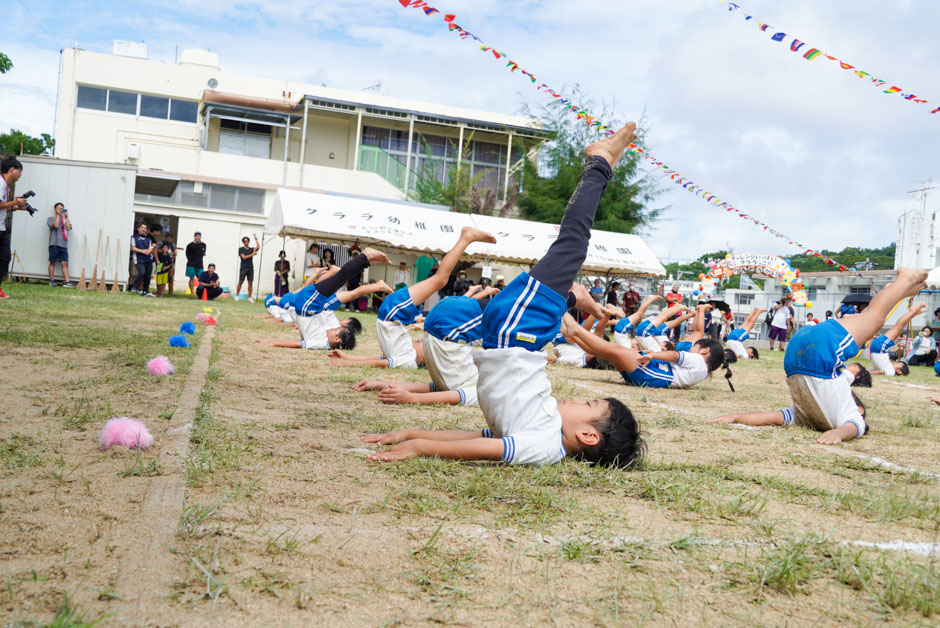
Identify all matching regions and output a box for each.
[376,319,417,369]
[614,332,632,349]
[726,339,748,359]
[266,305,283,318]
[786,373,865,438]
[298,315,328,350]
[637,336,661,353]
[871,352,895,376]
[423,333,478,406]
[280,309,293,324]
[554,343,587,367]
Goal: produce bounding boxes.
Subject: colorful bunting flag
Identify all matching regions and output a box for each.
[393,0,854,273]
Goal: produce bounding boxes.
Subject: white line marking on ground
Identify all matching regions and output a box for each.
[883,380,937,391]
[849,453,940,480]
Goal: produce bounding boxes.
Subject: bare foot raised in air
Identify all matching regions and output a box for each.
[585,122,638,170]
[459,226,497,245]
[374,280,393,294]
[897,267,929,295]
[363,247,391,265]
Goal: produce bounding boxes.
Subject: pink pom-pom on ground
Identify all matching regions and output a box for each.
[147,355,175,376]
[195,312,208,321]
[99,417,154,450]
[204,315,217,325]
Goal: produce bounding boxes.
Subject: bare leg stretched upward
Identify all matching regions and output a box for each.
[739,306,768,333]
[682,304,711,343]
[837,269,927,347]
[408,226,496,307]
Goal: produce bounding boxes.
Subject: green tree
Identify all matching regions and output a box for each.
[516,89,666,234]
[0,52,12,74]
[0,129,55,156]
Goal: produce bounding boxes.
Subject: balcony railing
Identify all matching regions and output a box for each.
[358,144,412,193]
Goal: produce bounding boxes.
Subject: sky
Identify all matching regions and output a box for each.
[1,0,938,266]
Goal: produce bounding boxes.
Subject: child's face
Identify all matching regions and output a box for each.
[746,347,756,358]
[557,398,607,449]
[846,363,861,376]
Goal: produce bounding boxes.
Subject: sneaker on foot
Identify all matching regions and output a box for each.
[247,296,255,303]
[49,280,57,287]
[0,288,9,299]
[63,282,75,288]
[233,294,240,301]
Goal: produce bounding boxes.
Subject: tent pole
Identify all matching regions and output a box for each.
[403,114,415,197]
[299,100,309,188]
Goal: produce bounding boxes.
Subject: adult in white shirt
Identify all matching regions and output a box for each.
[768,296,794,351]
[303,243,320,281]
[393,261,410,290]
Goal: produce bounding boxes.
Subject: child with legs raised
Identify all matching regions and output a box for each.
[635,304,689,352]
[707,270,928,444]
[329,226,497,369]
[725,306,767,359]
[869,304,923,376]
[351,286,499,406]
[259,248,390,350]
[613,295,663,348]
[363,123,646,467]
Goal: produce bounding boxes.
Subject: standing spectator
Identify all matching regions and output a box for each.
[493,275,506,290]
[185,232,207,295]
[154,242,173,297]
[321,247,336,269]
[393,261,410,290]
[605,281,621,307]
[163,232,178,295]
[589,278,604,302]
[274,250,290,297]
[47,202,74,287]
[621,281,641,314]
[130,222,156,297]
[453,270,473,296]
[196,263,225,300]
[0,156,30,299]
[665,283,683,308]
[664,284,684,341]
[235,234,260,301]
[767,296,795,351]
[304,243,320,280]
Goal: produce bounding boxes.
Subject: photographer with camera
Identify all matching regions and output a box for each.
[0,156,33,300]
[47,202,74,287]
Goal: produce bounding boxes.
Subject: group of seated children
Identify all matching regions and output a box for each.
[256,123,930,459]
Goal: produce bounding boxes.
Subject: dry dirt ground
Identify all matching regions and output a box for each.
[1,285,938,626]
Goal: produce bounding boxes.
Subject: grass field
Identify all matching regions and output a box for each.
[1,284,938,626]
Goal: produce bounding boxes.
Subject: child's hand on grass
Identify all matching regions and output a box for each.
[352,379,390,392]
[707,415,736,424]
[927,397,940,406]
[816,429,844,445]
[362,430,410,445]
[378,385,414,404]
[366,440,422,462]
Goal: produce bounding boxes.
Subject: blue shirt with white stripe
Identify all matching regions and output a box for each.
[264,294,276,308]
[727,328,750,342]
[424,296,484,345]
[636,318,658,338]
[279,292,295,311]
[614,318,635,334]
[480,272,566,350]
[378,286,421,325]
[869,334,894,354]
[294,283,338,317]
[784,319,859,379]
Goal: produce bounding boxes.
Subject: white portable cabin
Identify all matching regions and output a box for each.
[10,156,137,287]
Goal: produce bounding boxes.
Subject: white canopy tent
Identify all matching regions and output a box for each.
[265,189,666,276]
[926,265,940,289]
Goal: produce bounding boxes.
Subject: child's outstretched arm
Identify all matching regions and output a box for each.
[328,349,390,368]
[378,386,462,406]
[562,313,639,371]
[816,423,861,445]
[683,304,711,343]
[707,410,784,426]
[365,436,504,462]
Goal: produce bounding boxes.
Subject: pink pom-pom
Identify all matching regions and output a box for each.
[147,355,175,376]
[204,315,217,325]
[99,417,154,450]
[195,312,208,321]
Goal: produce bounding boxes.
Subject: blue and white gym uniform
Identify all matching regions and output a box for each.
[726,327,750,359]
[613,318,634,348]
[635,318,662,353]
[552,333,587,367]
[654,323,670,344]
[620,351,708,389]
[278,292,296,324]
[476,155,615,465]
[869,334,897,376]
[376,287,422,368]
[423,296,483,406]
[675,341,694,352]
[264,294,283,319]
[782,319,866,438]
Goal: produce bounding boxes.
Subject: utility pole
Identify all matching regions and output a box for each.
[907,179,935,214]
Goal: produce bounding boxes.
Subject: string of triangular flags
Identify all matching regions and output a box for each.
[722,1,937,115]
[394,0,854,272]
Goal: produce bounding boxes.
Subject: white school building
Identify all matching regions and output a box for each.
[25,42,561,294]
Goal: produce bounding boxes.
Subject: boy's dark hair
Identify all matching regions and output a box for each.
[194,231,201,236]
[345,316,363,335]
[897,362,910,376]
[723,348,738,364]
[749,347,760,360]
[242,236,250,243]
[695,338,724,372]
[54,202,64,209]
[850,363,872,388]
[851,391,870,435]
[586,356,617,371]
[574,397,646,469]
[1,156,23,174]
[661,340,676,352]
[337,327,356,350]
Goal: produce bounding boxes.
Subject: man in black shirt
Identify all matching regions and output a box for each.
[196,263,224,300]
[185,232,207,296]
[236,234,260,302]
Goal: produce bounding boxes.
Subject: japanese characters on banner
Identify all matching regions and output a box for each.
[723,1,937,116]
[700,253,810,306]
[393,0,852,274]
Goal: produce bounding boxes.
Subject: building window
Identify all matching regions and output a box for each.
[140,94,169,119]
[806,287,818,301]
[219,119,272,159]
[76,85,107,111]
[850,287,871,294]
[735,293,754,306]
[135,181,266,215]
[76,85,198,124]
